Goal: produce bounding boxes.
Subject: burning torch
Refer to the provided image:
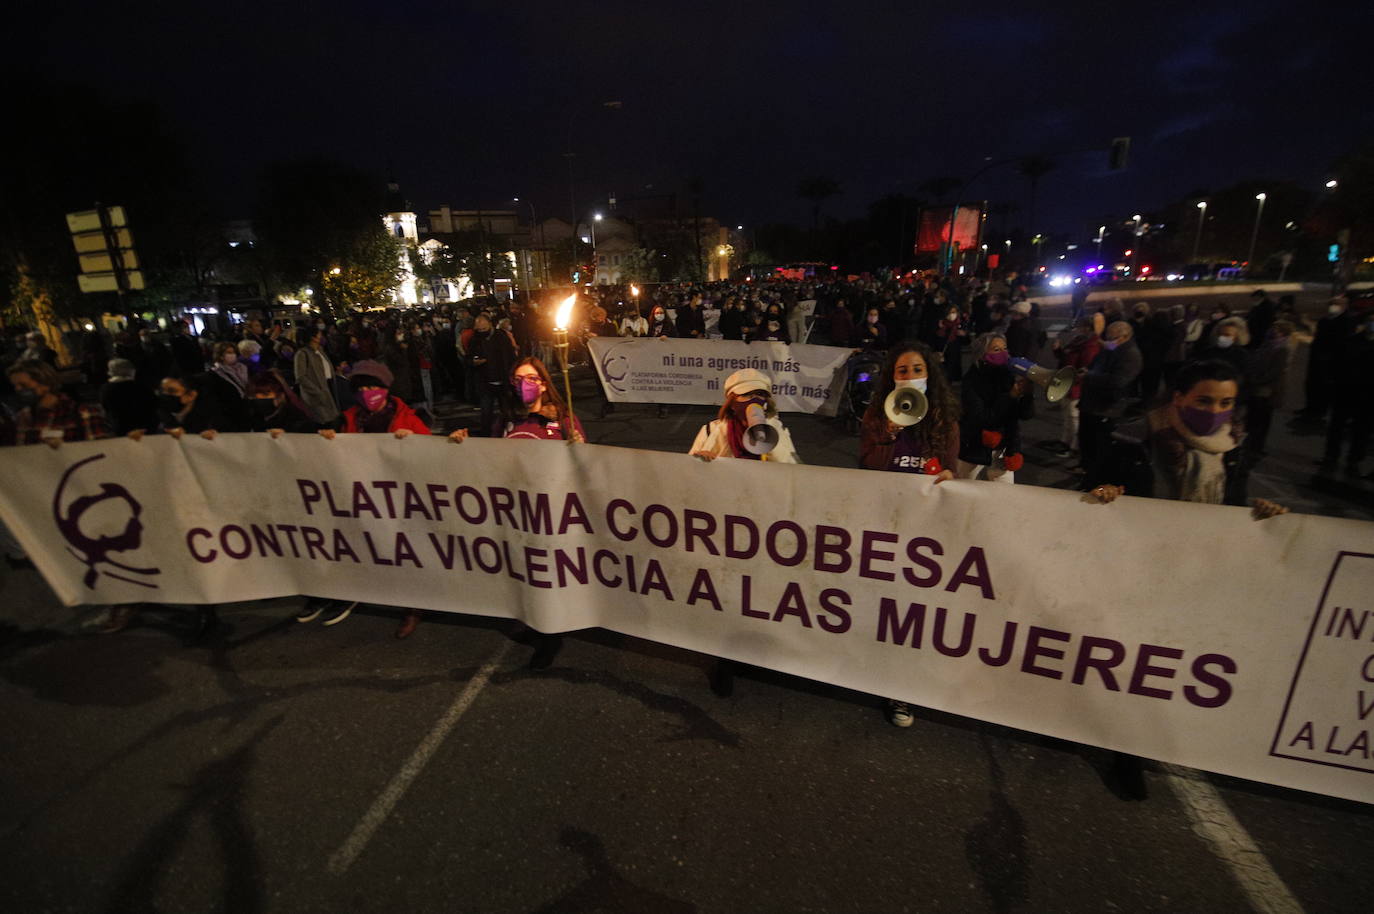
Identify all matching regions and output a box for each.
[552,293,577,437]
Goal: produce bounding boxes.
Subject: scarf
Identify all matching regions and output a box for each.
[1163,405,1236,504]
[214,361,249,394]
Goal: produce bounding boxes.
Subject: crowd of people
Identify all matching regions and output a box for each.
[3,272,1372,758]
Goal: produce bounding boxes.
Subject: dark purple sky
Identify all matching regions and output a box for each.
[15,0,1372,241]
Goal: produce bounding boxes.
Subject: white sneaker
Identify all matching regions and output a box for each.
[321,601,357,626]
[296,598,327,623]
[888,700,914,728]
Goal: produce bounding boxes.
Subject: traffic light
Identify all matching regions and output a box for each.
[1109,137,1131,171]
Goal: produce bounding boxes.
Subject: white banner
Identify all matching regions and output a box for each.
[2,435,1372,804]
[588,337,851,414]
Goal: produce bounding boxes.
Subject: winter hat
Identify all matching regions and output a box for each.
[724,368,772,398]
[1011,300,1032,315]
[347,359,394,389]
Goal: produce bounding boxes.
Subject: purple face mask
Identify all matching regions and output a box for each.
[984,350,1010,366]
[358,388,388,412]
[1179,405,1232,436]
[517,377,542,405]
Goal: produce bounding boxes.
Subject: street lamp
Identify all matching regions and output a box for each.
[1325,180,1338,189]
[1247,193,1267,272]
[1095,224,1106,262]
[1192,201,1207,265]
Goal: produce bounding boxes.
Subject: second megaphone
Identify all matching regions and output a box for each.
[1009,356,1075,404]
[883,381,929,427]
[742,404,779,455]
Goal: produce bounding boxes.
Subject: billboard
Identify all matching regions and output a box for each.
[916,205,983,254]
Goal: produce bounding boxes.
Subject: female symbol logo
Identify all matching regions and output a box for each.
[52,454,161,589]
[599,345,632,393]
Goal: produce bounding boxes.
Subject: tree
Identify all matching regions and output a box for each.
[867,194,926,267]
[797,176,843,237]
[319,229,404,311]
[618,247,660,283]
[0,76,198,332]
[1017,156,1057,238]
[255,158,394,313]
[916,176,962,202]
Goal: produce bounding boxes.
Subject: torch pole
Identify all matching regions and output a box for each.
[552,326,576,440]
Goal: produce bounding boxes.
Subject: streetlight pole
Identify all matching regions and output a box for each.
[1130,215,1143,276]
[563,153,577,282]
[514,196,545,289]
[1247,193,1267,273]
[1191,201,1207,265]
[591,212,601,283]
[1095,225,1106,264]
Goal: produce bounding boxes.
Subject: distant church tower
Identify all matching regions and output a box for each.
[382,180,420,306]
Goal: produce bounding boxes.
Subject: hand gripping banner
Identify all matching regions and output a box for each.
[2,435,1372,804]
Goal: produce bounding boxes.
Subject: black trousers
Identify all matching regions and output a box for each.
[1079,413,1117,487]
[1325,399,1372,467]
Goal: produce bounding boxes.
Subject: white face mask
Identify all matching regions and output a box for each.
[1216,336,1235,349]
[896,378,929,393]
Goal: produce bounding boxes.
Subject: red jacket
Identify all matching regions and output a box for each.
[340,397,431,434]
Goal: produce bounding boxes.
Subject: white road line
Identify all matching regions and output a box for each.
[327,641,514,874]
[1162,764,1305,914]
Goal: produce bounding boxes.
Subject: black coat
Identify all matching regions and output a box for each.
[160,395,229,435]
[169,335,204,376]
[100,379,159,436]
[676,306,706,339]
[248,398,323,433]
[468,330,516,385]
[959,362,1025,465]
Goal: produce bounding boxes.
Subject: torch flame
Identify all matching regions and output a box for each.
[555,294,576,330]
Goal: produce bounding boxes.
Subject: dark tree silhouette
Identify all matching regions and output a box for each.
[797,176,842,235]
[1017,156,1057,238]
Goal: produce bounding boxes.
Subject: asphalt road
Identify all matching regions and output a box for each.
[2,286,1372,913]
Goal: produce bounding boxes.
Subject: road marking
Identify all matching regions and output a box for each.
[1162,764,1305,914]
[327,641,513,874]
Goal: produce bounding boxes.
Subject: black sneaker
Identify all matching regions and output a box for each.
[528,633,563,671]
[296,598,328,623]
[321,601,357,626]
[709,659,735,698]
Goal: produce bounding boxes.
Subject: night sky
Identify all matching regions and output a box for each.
[14,0,1372,241]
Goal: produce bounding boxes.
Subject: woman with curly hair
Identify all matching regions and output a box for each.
[858,340,960,728]
[859,340,959,482]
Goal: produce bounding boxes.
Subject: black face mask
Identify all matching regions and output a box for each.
[249,399,277,419]
[156,393,185,413]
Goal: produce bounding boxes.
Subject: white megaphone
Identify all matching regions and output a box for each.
[743,404,779,455]
[1009,356,1075,404]
[883,381,929,427]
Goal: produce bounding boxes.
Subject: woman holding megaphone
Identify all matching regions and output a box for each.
[689,369,801,464]
[859,341,959,482]
[689,369,800,698]
[859,341,960,728]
